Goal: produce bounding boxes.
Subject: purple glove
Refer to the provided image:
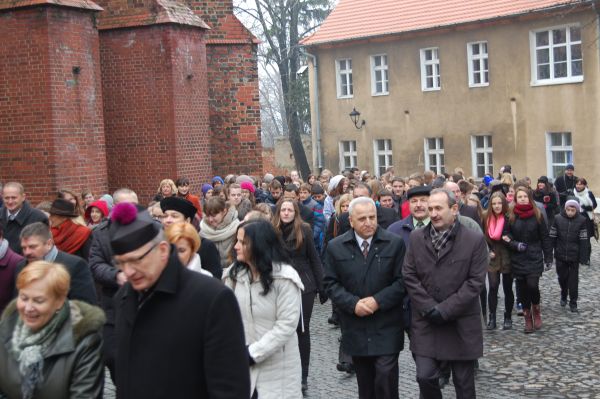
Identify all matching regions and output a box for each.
[517,242,528,252]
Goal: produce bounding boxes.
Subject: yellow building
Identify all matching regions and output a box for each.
[302,0,600,187]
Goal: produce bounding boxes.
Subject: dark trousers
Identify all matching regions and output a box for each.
[556,260,579,305]
[488,272,514,317]
[415,355,476,399]
[516,275,540,309]
[352,353,399,399]
[296,292,315,382]
[102,323,116,383]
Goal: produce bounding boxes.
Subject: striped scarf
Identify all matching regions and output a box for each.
[430,220,458,253]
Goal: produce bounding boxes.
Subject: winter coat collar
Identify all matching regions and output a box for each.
[1,201,34,226]
[1,300,105,358]
[341,226,391,245]
[223,262,304,292]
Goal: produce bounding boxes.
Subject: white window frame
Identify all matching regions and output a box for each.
[470,135,493,178]
[546,132,573,179]
[420,47,441,91]
[335,58,353,98]
[467,41,489,87]
[530,24,583,86]
[339,140,357,171]
[423,137,445,174]
[373,139,393,177]
[370,54,389,96]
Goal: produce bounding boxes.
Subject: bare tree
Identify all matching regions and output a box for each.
[234,0,333,178]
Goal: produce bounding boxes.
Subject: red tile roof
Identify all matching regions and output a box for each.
[302,0,590,46]
[0,0,102,11]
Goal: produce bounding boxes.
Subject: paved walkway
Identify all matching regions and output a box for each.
[105,240,600,398]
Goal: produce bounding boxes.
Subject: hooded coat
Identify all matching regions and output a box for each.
[0,300,105,399]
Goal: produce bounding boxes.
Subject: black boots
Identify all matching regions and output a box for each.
[486,313,496,330]
[502,313,513,330]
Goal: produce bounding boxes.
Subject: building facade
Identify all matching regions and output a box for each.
[303,0,599,187]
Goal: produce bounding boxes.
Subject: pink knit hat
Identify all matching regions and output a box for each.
[240,181,256,194]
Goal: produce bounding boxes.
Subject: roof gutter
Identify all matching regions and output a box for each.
[304,50,323,172]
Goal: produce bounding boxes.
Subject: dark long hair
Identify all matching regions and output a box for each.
[228,219,291,295]
[272,199,306,250]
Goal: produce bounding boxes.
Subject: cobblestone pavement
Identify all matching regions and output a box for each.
[105,241,600,398]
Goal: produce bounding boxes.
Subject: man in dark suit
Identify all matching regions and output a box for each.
[15,222,97,305]
[403,189,487,398]
[110,203,249,398]
[0,182,48,254]
[337,183,399,235]
[324,197,405,399]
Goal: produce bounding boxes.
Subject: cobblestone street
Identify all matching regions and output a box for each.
[104,241,600,398]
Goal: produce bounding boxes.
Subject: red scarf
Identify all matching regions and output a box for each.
[52,219,91,254]
[513,203,534,219]
[487,214,504,241]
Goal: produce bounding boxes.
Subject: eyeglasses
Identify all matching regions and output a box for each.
[113,242,158,269]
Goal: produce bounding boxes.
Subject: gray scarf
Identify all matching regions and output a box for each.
[430,221,458,254]
[11,302,69,399]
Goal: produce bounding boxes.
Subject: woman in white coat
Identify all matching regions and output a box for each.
[224,219,303,399]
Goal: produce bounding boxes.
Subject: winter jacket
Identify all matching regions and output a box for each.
[301,197,325,253]
[554,174,578,206]
[0,202,48,254]
[0,246,23,314]
[115,250,250,399]
[403,222,488,360]
[281,224,324,294]
[0,300,105,399]
[223,263,303,399]
[533,188,559,217]
[484,215,511,274]
[506,214,552,277]
[549,213,590,264]
[324,227,405,357]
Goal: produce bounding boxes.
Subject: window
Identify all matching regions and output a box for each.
[373,139,393,177]
[467,41,489,87]
[370,54,389,95]
[531,25,583,85]
[336,59,353,98]
[424,137,445,174]
[546,132,573,179]
[339,140,357,171]
[471,135,493,178]
[420,47,441,91]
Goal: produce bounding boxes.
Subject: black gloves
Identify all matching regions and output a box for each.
[318,291,328,305]
[425,307,445,325]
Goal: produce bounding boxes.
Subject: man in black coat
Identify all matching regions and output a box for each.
[110,203,249,399]
[0,182,48,254]
[324,197,405,399]
[15,222,97,305]
[554,164,578,206]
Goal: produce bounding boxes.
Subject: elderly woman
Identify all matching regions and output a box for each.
[200,197,240,269]
[0,261,105,398]
[224,220,303,399]
[152,179,177,202]
[165,222,212,277]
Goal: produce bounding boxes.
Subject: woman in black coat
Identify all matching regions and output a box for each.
[503,186,552,334]
[272,199,325,395]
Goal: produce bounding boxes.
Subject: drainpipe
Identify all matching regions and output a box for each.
[305,50,323,173]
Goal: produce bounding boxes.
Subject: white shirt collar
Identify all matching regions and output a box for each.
[354,232,373,250]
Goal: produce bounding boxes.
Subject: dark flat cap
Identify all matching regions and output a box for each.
[407,186,431,199]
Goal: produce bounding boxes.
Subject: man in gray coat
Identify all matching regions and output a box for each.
[403,189,487,398]
[324,197,405,399]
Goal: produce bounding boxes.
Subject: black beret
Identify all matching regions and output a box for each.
[160,196,197,221]
[406,186,431,199]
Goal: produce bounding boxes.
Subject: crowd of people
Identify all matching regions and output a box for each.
[0,163,597,398]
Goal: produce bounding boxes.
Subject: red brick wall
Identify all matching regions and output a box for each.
[99,25,211,204]
[206,43,262,176]
[0,6,108,203]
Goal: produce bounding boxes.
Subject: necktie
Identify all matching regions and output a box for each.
[361,241,369,259]
[416,221,424,228]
